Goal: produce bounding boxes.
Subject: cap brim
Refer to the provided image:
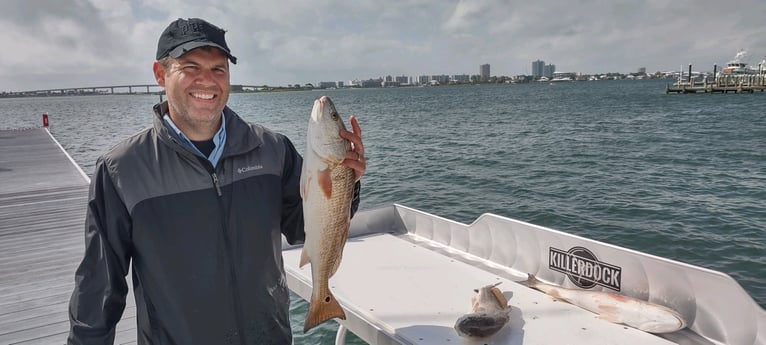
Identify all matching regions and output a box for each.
[168,41,237,64]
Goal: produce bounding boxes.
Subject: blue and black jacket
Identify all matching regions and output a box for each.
[68,101,359,344]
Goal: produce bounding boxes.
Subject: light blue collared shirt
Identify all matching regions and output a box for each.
[163,112,227,167]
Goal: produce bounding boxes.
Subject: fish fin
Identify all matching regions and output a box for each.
[596,305,623,324]
[318,167,332,199]
[303,289,346,333]
[299,247,310,267]
[597,312,622,324]
[598,304,619,314]
[490,287,508,307]
[548,289,563,301]
[522,273,540,287]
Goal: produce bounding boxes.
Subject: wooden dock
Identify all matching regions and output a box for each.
[0,127,137,344]
[666,74,766,94]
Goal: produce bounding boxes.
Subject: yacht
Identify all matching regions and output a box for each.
[720,49,760,75]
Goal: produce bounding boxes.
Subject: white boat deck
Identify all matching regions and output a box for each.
[284,205,766,345]
[285,233,675,344]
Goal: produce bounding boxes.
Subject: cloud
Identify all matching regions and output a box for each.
[1,0,766,91]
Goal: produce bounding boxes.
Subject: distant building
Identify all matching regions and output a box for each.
[431,75,450,84]
[638,67,647,74]
[361,78,382,88]
[452,74,470,83]
[532,60,545,78]
[543,64,556,79]
[480,64,490,82]
[318,81,337,89]
[395,75,409,84]
[337,81,344,88]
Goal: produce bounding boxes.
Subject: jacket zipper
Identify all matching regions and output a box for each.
[167,134,247,342]
[203,161,246,344]
[211,172,223,196]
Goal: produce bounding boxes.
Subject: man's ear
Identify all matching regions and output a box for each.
[153,61,166,87]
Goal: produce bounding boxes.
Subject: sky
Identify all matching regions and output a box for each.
[2,0,766,92]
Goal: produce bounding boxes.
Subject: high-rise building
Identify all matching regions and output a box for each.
[532,60,545,78]
[480,64,490,82]
[543,64,556,78]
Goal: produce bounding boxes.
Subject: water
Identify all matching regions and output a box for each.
[1,79,764,343]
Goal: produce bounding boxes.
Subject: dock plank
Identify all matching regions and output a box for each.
[0,128,136,345]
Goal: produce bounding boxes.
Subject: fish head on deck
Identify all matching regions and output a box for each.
[456,282,512,338]
[307,96,350,164]
[471,282,511,314]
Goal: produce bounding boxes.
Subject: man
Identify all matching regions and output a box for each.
[67,18,365,344]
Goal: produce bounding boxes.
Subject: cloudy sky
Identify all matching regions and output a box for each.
[2,0,766,91]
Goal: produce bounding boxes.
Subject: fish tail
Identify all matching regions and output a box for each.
[303,289,346,333]
[522,273,541,287]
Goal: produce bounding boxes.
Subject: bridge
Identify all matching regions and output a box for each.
[0,84,268,98]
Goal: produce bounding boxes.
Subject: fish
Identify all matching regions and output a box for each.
[299,95,356,333]
[454,282,512,338]
[522,273,686,333]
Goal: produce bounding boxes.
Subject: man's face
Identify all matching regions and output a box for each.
[154,47,230,135]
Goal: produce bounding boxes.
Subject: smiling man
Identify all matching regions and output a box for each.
[67,18,366,345]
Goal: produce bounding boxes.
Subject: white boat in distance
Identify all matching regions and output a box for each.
[549,76,574,82]
[719,49,762,75]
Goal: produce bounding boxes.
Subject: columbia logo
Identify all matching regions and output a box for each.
[237,165,263,174]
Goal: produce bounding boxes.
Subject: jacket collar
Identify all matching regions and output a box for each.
[152,101,262,157]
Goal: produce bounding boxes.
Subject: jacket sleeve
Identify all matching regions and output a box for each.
[350,181,361,219]
[281,138,306,245]
[68,157,132,345]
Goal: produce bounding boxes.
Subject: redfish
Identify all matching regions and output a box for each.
[523,273,686,333]
[299,96,356,333]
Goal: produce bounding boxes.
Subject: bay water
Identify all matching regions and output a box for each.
[1,79,764,343]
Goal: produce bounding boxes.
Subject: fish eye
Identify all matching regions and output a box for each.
[331,111,339,120]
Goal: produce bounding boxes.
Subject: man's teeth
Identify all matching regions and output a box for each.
[191,93,214,100]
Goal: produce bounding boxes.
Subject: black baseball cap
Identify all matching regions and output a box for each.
[156,18,237,64]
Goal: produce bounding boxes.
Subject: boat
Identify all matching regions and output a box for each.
[550,73,575,83]
[719,49,761,75]
[549,77,574,83]
[284,204,766,345]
